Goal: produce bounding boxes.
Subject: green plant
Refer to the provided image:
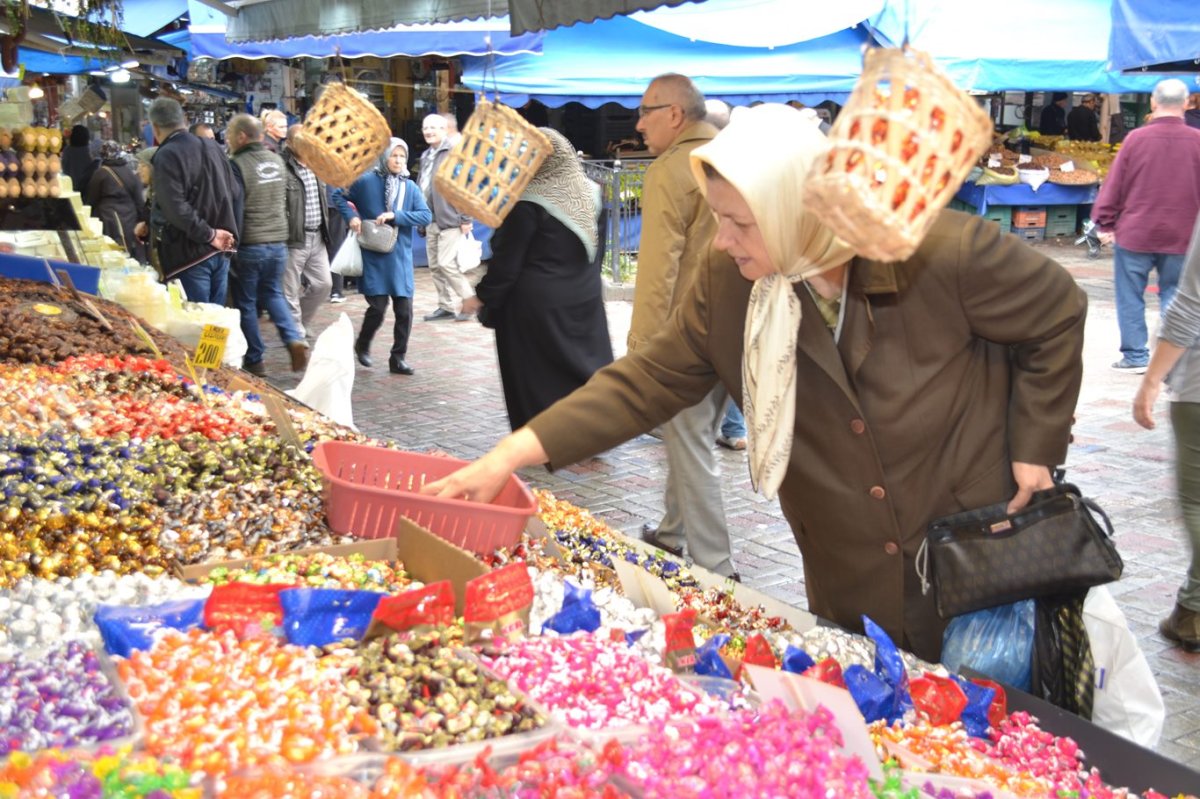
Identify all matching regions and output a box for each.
[28,0,128,53]
[603,251,638,284]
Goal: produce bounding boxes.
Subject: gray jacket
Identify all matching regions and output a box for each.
[230,142,288,245]
[419,137,472,229]
[1161,215,1200,401]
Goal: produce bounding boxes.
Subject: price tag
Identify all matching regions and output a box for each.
[1060,160,1075,173]
[1018,154,1033,164]
[987,155,1001,168]
[193,324,229,369]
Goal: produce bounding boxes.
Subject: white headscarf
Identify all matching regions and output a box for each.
[689,104,856,500]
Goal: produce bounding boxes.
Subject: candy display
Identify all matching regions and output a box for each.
[203,551,414,593]
[0,572,210,658]
[619,701,874,799]
[342,629,546,752]
[0,641,136,756]
[117,628,365,773]
[0,748,201,798]
[479,632,726,732]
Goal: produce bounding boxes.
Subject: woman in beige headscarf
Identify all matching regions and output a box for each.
[424,104,1085,660]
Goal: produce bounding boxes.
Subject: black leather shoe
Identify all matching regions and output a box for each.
[354,345,372,368]
[242,360,267,377]
[640,523,684,558]
[389,359,415,375]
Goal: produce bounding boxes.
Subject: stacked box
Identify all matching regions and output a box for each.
[1014,227,1046,242]
[963,203,1011,234]
[1011,206,1048,228]
[1046,207,1078,238]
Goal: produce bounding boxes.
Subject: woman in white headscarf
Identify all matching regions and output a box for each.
[332,138,432,375]
[424,105,1085,661]
[461,129,614,431]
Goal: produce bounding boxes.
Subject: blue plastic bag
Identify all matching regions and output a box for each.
[694,634,735,679]
[864,616,914,721]
[543,581,602,635]
[941,600,1035,691]
[844,664,895,723]
[279,588,383,647]
[781,644,816,675]
[95,599,206,657]
[951,674,997,738]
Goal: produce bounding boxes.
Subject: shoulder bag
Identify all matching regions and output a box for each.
[357,176,403,253]
[916,482,1123,619]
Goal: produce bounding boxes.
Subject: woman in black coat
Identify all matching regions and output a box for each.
[62,125,100,196]
[86,141,147,262]
[461,129,614,431]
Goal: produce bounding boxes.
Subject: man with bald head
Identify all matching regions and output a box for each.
[418,112,475,321]
[1094,78,1200,373]
[630,73,738,579]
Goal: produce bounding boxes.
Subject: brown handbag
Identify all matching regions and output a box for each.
[916,483,1124,619]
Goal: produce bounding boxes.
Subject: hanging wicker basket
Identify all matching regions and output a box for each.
[433,99,552,228]
[806,47,994,262]
[290,82,391,189]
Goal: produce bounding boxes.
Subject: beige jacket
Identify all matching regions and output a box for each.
[627,121,719,352]
[529,210,1087,661]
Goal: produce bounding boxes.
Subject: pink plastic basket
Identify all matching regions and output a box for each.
[311,441,536,555]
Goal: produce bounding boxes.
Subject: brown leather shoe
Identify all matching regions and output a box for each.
[287,340,310,372]
[1159,603,1200,652]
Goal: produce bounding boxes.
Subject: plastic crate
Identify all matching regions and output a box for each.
[1011,206,1047,229]
[1014,226,1046,242]
[1045,207,1078,238]
[964,204,1011,234]
[311,441,536,555]
[0,252,101,295]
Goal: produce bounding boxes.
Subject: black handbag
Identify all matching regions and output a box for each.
[916,483,1123,619]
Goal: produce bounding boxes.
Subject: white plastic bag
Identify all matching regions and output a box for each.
[286,313,356,430]
[456,231,483,272]
[330,235,363,277]
[1083,586,1165,747]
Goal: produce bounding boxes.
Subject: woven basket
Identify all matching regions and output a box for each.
[290,82,391,189]
[806,47,994,262]
[432,99,552,228]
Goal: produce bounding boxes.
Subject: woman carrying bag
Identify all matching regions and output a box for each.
[331,138,432,375]
[87,140,148,263]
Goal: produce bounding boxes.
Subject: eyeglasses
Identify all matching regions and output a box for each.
[637,103,675,118]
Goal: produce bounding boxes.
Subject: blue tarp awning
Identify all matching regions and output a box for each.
[1108,0,1200,72]
[868,0,1164,93]
[121,0,189,37]
[187,0,542,60]
[462,15,868,108]
[19,48,120,74]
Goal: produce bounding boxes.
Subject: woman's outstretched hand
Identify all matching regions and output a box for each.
[421,428,549,503]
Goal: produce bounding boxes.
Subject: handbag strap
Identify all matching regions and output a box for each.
[916,538,931,596]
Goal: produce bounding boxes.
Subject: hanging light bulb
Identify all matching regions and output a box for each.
[28,85,44,100]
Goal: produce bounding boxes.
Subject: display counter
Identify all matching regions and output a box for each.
[955,181,1099,215]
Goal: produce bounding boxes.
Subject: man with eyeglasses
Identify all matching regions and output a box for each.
[630,74,739,580]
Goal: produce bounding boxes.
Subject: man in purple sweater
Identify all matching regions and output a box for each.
[1093,78,1200,373]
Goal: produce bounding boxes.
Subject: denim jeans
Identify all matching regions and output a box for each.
[230,243,304,365]
[175,253,229,305]
[1113,245,1184,365]
[721,400,746,439]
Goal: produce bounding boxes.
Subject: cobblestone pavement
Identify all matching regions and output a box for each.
[257,236,1200,772]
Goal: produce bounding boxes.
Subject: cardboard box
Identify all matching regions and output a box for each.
[178,519,491,618]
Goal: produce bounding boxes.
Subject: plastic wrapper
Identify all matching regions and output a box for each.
[865,616,913,721]
[941,600,1034,691]
[203,582,288,640]
[94,598,206,657]
[909,672,968,727]
[844,664,897,723]
[543,580,602,635]
[742,633,778,669]
[694,633,735,680]
[781,644,816,675]
[661,608,698,672]
[950,674,997,737]
[279,588,383,647]
[371,580,455,634]
[464,562,534,643]
[802,656,845,687]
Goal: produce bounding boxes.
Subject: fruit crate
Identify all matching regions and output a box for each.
[1011,206,1047,229]
[1045,207,1078,238]
[964,204,1011,234]
[1014,226,1046,243]
[311,441,537,555]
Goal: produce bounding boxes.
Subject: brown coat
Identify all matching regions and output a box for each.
[626,121,718,352]
[529,210,1087,660]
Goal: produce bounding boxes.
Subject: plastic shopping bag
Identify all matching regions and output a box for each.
[1083,586,1165,747]
[330,234,363,277]
[942,600,1035,691]
[286,312,356,429]
[456,231,483,272]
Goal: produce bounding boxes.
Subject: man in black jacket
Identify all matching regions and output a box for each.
[146,98,240,304]
[1039,92,1069,137]
[281,125,332,338]
[1067,94,1102,142]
